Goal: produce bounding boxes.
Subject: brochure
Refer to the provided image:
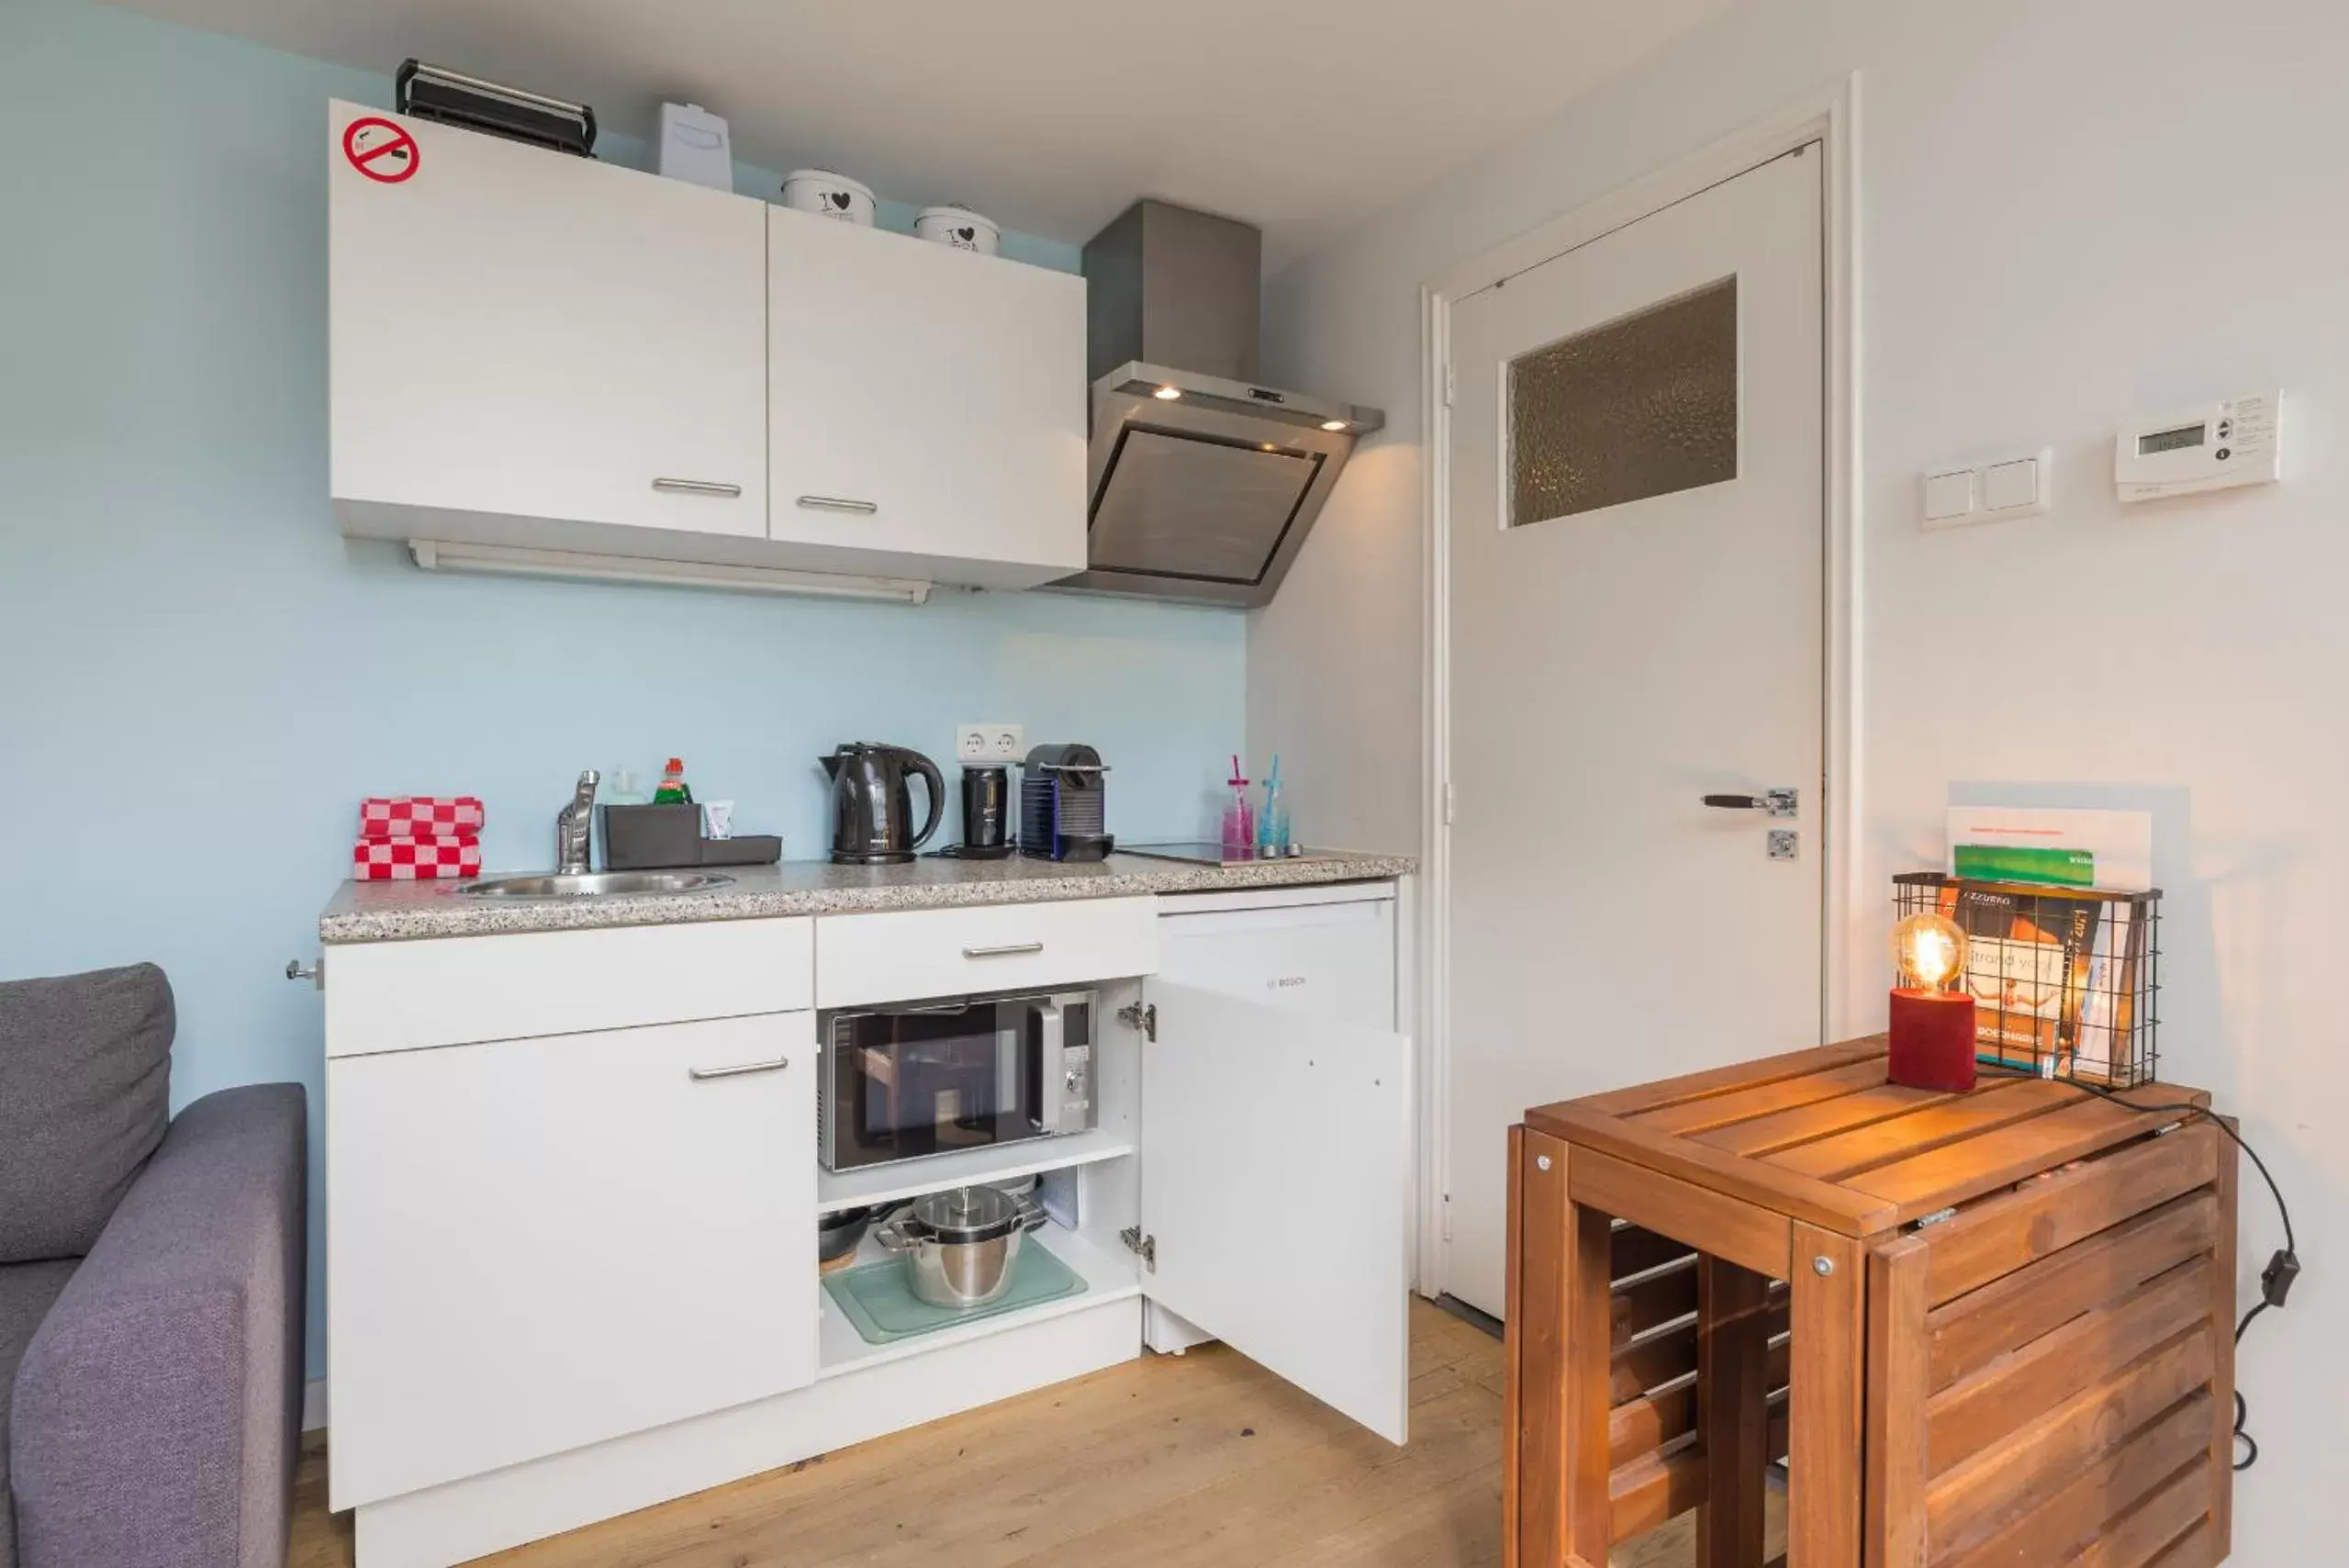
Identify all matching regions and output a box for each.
[1945,807,2154,892]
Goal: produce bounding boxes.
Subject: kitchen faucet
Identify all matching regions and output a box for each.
[554,769,600,875]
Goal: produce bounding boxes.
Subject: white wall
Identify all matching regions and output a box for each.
[1256,2,2344,1561]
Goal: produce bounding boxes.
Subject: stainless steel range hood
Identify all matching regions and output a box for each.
[1054,201,1383,609]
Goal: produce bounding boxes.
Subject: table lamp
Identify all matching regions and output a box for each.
[1888,911,1976,1091]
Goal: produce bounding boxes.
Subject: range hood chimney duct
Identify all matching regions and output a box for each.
[1084,201,1262,384]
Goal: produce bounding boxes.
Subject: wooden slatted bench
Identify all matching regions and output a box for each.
[1504,1038,2236,1568]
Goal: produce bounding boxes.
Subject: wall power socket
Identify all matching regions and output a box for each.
[955,723,1024,765]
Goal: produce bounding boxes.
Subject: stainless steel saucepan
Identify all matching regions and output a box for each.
[874,1185,1047,1307]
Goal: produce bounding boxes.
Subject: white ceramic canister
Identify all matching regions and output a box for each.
[780,169,878,226]
[914,205,1001,256]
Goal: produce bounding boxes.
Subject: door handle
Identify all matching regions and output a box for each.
[688,1057,789,1081]
[1702,789,1798,819]
[962,942,1045,958]
[797,495,880,514]
[651,477,744,497]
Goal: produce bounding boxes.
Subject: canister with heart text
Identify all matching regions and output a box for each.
[781,169,877,226]
[914,204,1001,256]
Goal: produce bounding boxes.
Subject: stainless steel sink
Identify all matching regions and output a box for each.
[453,870,736,899]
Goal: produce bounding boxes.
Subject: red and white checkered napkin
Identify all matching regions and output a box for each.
[352,836,482,880]
[358,797,486,839]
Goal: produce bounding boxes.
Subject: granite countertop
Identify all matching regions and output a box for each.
[319,850,1418,943]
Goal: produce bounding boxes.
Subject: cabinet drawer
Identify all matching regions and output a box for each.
[326,918,813,1058]
[815,897,1158,1007]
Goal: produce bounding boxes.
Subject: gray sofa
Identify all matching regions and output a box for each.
[0,964,306,1568]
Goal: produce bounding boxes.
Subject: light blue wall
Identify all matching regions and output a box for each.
[0,0,1242,1379]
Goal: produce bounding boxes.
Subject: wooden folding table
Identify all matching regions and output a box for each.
[1503,1038,2235,1568]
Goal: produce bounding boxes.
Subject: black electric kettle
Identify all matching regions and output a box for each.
[821,743,945,865]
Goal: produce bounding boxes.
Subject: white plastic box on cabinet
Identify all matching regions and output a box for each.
[766,207,1089,588]
[328,102,769,552]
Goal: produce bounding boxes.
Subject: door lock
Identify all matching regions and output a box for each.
[1702,788,1799,819]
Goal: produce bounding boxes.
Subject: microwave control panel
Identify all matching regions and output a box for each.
[2116,390,2282,503]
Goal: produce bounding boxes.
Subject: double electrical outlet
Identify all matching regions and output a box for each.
[955,723,1024,765]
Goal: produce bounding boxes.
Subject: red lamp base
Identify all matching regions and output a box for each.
[1888,990,1977,1092]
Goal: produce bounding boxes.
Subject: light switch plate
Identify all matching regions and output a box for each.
[1982,456,2041,512]
[1924,469,1976,523]
[1922,447,2053,531]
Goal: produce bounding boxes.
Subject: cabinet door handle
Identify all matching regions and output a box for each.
[652,477,744,497]
[961,942,1044,959]
[688,1056,789,1081]
[796,495,880,514]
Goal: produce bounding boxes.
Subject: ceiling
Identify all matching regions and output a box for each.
[117,0,1727,269]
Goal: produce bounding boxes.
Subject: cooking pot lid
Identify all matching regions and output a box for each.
[905,1184,1023,1242]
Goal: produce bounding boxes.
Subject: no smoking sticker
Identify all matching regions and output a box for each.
[343,117,419,184]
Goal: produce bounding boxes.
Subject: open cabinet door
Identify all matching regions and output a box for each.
[1137,979,1412,1443]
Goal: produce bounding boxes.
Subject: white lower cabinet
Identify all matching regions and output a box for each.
[1132,978,1412,1444]
[1130,885,1413,1443]
[326,1011,816,1510]
[327,882,1413,1566]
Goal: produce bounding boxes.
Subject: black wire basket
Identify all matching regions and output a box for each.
[1893,872,2161,1089]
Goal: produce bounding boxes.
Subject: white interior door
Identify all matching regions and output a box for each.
[1441,146,1826,1318]
[1138,979,1411,1443]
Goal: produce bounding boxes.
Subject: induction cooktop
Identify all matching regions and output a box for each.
[1118,842,1340,868]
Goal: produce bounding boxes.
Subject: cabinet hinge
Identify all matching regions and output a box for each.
[1118,1002,1157,1042]
[1442,781,1455,827]
[1911,1206,1958,1230]
[1443,362,1456,409]
[1121,1226,1158,1271]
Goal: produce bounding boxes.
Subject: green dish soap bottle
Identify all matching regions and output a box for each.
[653,756,694,805]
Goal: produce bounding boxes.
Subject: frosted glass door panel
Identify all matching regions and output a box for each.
[1506,275,1738,527]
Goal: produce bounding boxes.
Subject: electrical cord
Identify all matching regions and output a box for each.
[1976,1065,2297,1471]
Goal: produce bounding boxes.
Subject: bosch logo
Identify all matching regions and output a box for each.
[1268,976,1308,991]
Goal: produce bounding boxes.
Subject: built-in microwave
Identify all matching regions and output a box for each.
[817,990,1097,1173]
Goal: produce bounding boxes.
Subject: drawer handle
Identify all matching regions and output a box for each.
[688,1056,790,1081]
[797,495,880,514]
[962,942,1045,959]
[652,477,744,497]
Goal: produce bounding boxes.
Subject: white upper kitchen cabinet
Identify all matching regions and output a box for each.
[329,101,769,551]
[766,208,1089,588]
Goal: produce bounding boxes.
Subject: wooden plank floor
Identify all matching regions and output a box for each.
[291,1300,1748,1567]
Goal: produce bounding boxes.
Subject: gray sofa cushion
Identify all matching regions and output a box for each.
[0,1259,81,1568]
[0,965,173,1264]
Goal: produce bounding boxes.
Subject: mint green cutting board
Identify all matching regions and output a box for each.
[826,1240,1086,1345]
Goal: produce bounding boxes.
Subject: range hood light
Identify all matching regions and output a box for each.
[1152,385,1184,400]
[1319,419,1350,432]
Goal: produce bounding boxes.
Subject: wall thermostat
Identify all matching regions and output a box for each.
[2115,390,2282,503]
